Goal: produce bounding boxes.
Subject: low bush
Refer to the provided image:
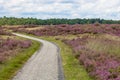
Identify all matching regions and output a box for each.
[12,24,120,36]
[63,36,120,80]
[0,37,32,63]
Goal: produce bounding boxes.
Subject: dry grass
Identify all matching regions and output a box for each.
[26,26,45,30]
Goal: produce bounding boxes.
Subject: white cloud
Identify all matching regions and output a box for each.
[0,0,120,20]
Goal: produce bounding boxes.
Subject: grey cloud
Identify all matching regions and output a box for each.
[0,0,120,20]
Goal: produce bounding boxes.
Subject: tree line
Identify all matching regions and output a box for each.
[0,16,120,25]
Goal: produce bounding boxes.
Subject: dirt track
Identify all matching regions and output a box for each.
[12,33,64,80]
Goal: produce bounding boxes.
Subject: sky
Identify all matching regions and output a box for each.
[0,0,120,20]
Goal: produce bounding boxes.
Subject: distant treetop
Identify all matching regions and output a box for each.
[0,17,120,25]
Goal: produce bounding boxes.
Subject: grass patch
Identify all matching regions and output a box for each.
[87,38,120,56]
[0,40,40,80]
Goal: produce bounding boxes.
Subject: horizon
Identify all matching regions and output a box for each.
[0,0,120,20]
[0,16,120,21]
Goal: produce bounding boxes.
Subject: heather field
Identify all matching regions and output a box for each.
[64,35,120,80]
[0,27,40,80]
[11,24,120,36]
[10,24,120,80]
[0,27,32,63]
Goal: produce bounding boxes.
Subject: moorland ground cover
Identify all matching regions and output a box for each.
[0,26,40,80]
[11,24,120,80]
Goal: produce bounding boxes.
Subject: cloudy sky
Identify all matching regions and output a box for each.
[0,0,120,19]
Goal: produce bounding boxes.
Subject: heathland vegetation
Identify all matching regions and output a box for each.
[9,23,120,80]
[0,26,40,80]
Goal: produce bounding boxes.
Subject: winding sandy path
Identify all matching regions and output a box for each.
[12,33,64,80]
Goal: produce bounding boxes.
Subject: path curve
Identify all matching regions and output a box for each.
[12,33,64,80]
